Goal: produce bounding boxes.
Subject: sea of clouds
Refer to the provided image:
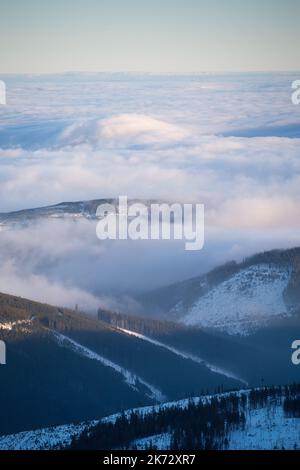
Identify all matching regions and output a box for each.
[0,72,299,313]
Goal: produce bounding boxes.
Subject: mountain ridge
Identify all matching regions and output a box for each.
[136,246,300,335]
[2,384,297,450]
[0,290,240,435]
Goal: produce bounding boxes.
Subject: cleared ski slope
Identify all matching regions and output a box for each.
[116,326,248,385]
[52,331,166,402]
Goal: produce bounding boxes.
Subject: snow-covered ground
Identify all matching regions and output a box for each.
[0,421,97,451]
[52,331,165,402]
[182,264,291,335]
[0,391,241,450]
[0,319,32,332]
[229,405,300,450]
[1,389,298,450]
[132,404,300,450]
[117,326,247,385]
[134,433,171,450]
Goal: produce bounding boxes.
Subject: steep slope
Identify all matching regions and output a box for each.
[0,292,240,435]
[113,326,247,384]
[138,247,300,336]
[3,385,297,450]
[0,301,153,435]
[133,403,300,450]
[98,307,300,389]
[51,330,165,402]
[68,384,300,450]
[183,264,290,335]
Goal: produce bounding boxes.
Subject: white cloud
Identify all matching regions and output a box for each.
[208,197,300,229]
[0,73,300,307]
[0,259,100,312]
[99,114,189,144]
[57,113,189,148]
[1,133,300,228]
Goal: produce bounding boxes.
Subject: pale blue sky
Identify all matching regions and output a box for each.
[0,0,300,73]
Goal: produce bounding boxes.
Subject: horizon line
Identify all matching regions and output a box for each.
[1,70,300,77]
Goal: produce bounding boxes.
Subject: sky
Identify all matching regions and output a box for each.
[0,0,300,74]
[0,1,300,310]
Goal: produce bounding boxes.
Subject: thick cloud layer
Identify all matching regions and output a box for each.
[0,73,299,311]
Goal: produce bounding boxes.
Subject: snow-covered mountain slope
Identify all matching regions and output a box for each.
[133,401,300,450]
[0,311,165,405]
[0,199,109,226]
[0,398,193,450]
[182,264,291,335]
[1,291,244,436]
[0,198,161,228]
[139,247,300,336]
[0,319,32,332]
[2,386,298,450]
[0,391,245,450]
[0,421,97,451]
[0,295,164,435]
[229,405,300,450]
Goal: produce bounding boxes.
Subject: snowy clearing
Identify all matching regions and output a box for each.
[0,319,32,332]
[0,421,97,451]
[182,264,291,335]
[132,403,300,450]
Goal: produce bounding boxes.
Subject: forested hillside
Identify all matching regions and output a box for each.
[0,292,239,435]
[137,247,300,327]
[98,307,300,388]
[69,384,300,450]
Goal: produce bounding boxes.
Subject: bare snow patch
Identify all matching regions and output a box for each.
[0,319,32,332]
[229,405,300,450]
[182,264,291,335]
[0,421,97,450]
